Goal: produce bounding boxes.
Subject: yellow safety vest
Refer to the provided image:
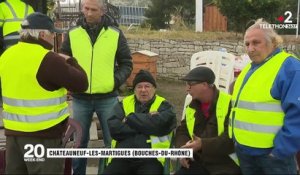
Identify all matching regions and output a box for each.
[185,91,231,139]
[107,94,173,166]
[185,91,240,165]
[0,42,69,132]
[0,0,34,47]
[69,26,119,94]
[229,51,290,148]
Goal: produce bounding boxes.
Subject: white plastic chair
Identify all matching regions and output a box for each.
[181,51,235,120]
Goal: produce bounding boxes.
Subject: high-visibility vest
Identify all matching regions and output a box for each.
[185,91,231,139]
[69,26,119,94]
[0,42,69,132]
[229,51,290,148]
[107,95,173,166]
[0,0,34,48]
[185,91,240,165]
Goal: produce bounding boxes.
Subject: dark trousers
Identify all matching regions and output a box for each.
[175,160,210,175]
[104,158,163,174]
[6,136,64,174]
[235,145,297,175]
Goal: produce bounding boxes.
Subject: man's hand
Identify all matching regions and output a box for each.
[179,158,191,169]
[181,135,202,152]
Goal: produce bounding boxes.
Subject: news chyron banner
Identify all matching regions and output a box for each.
[23,144,193,162]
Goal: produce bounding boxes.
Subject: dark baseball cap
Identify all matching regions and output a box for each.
[21,12,63,33]
[182,67,215,84]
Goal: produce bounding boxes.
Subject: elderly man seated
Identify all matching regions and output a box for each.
[104,69,177,174]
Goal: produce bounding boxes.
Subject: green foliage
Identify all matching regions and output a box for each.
[144,0,171,30]
[144,0,196,30]
[215,0,293,33]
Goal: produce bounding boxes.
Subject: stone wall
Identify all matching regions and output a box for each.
[127,39,299,80]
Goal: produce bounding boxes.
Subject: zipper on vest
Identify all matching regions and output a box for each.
[88,29,105,94]
[89,47,94,94]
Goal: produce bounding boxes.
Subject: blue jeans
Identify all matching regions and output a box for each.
[235,145,297,175]
[71,96,118,175]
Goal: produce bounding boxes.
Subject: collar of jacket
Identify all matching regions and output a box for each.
[20,36,53,50]
[134,94,157,112]
[80,15,111,32]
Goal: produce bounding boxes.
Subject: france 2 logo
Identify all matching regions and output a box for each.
[277,11,294,24]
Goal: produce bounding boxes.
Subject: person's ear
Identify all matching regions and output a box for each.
[38,31,45,38]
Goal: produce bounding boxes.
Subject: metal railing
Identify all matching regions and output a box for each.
[117,6,147,26]
[54,1,147,29]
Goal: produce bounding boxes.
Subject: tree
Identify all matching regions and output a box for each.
[215,0,288,32]
[144,0,172,30]
[144,0,197,30]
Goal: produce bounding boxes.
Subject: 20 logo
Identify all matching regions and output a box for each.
[24,144,46,162]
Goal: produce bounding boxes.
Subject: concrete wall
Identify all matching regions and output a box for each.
[127,39,299,80]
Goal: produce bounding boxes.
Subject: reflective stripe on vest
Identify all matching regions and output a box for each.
[0,0,34,35]
[0,42,69,132]
[69,26,119,94]
[108,95,172,166]
[3,96,66,107]
[3,33,20,49]
[3,1,29,22]
[229,51,289,148]
[3,35,20,40]
[185,92,240,165]
[185,91,231,139]
[233,100,283,112]
[233,120,281,134]
[0,0,34,47]
[4,107,68,123]
[3,96,68,123]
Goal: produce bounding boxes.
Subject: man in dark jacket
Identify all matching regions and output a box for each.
[175,67,240,175]
[0,12,88,174]
[104,69,177,174]
[60,0,132,174]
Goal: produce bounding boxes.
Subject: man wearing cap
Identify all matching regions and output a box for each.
[0,12,88,174]
[60,0,132,173]
[103,69,177,174]
[175,67,240,175]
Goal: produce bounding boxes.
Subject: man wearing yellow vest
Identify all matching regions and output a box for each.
[0,0,34,54]
[103,69,177,174]
[229,18,300,174]
[60,0,132,174]
[176,67,241,175]
[0,12,88,174]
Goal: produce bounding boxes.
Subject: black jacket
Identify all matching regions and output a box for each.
[108,95,177,149]
[60,15,132,99]
[175,89,240,175]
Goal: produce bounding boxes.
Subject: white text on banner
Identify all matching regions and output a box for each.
[46,148,193,158]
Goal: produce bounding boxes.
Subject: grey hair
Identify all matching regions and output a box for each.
[82,0,105,9]
[19,29,51,40]
[245,18,283,48]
